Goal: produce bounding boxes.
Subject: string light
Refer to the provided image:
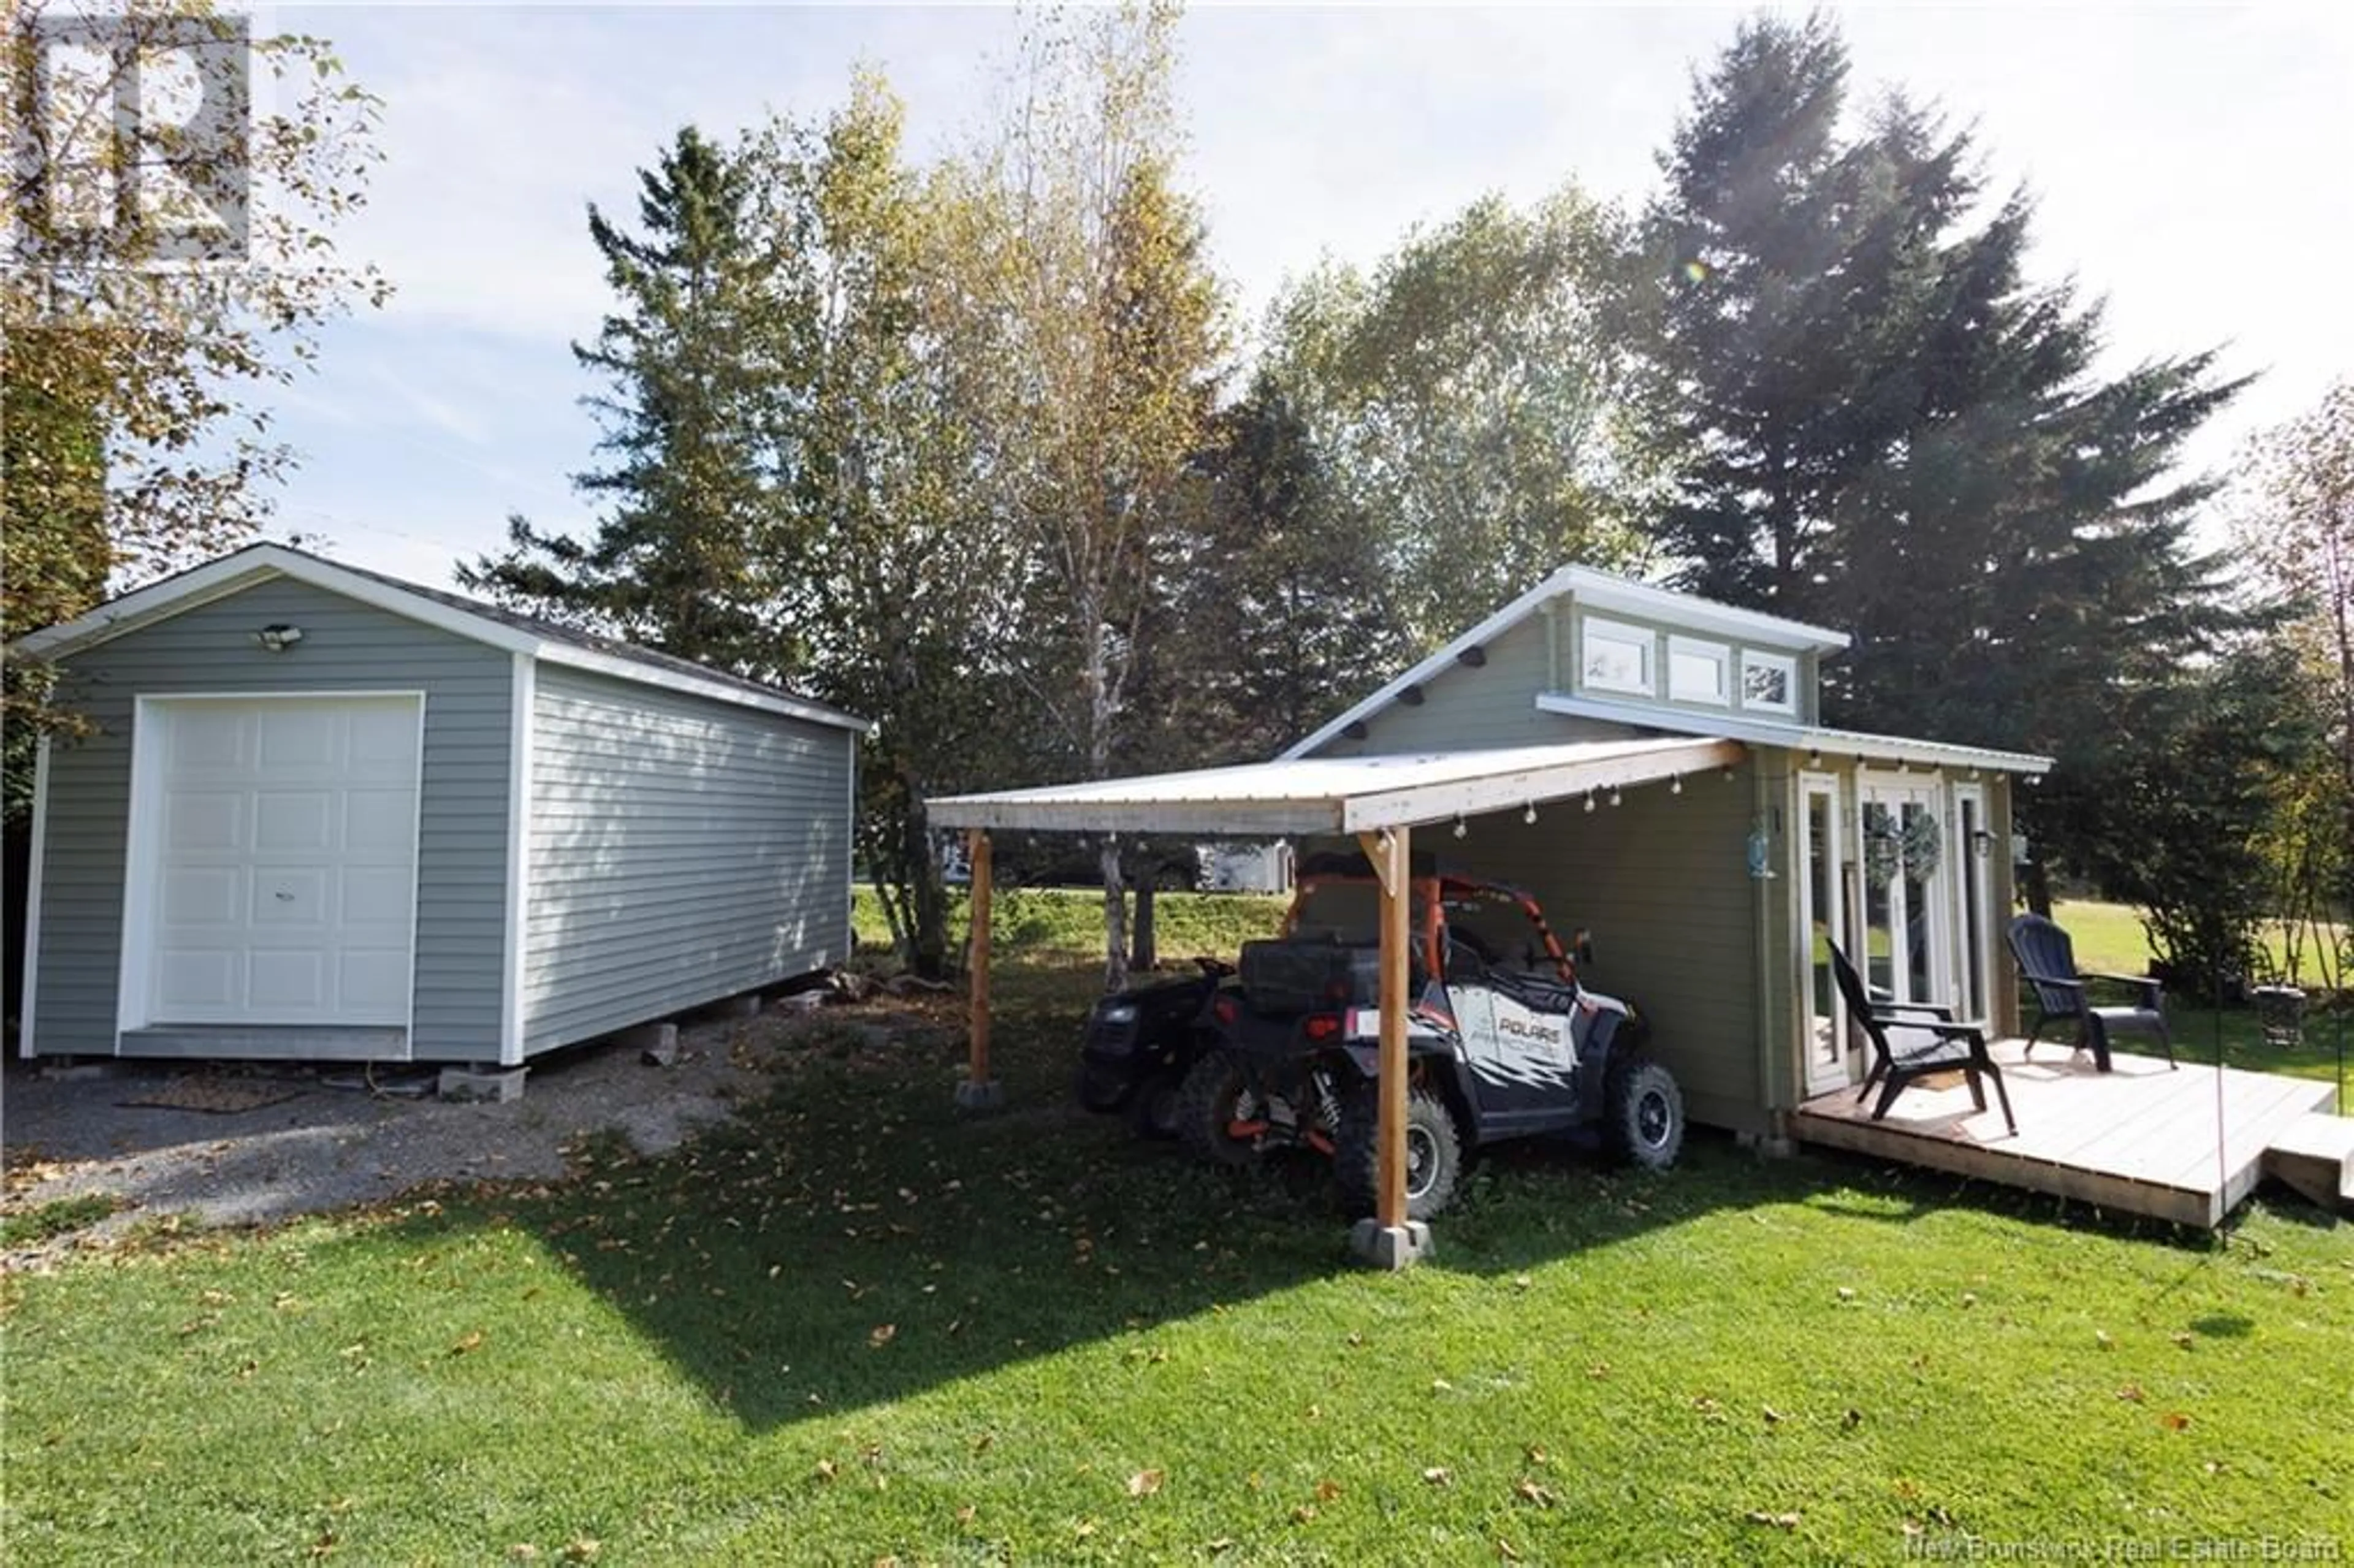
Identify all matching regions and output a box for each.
[1609,787,1623,808]
[1670,775,1683,796]
[1453,815,1468,839]
[1523,802,1537,825]
[1583,791,1597,813]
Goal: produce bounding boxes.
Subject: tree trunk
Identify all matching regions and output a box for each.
[1133,880,1158,972]
[1100,840,1129,992]
[2022,851,2054,918]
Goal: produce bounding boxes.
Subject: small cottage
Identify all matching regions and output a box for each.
[11,544,866,1067]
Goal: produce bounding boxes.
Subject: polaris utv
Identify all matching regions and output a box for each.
[1173,854,1685,1219]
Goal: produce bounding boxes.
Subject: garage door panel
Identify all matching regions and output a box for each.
[257,706,338,768]
[248,949,329,1010]
[341,866,415,926]
[162,866,243,925]
[338,950,411,1011]
[164,791,246,854]
[251,868,331,926]
[345,789,418,853]
[155,949,238,1013]
[143,696,421,1029]
[172,711,249,769]
[253,791,336,852]
[348,704,421,766]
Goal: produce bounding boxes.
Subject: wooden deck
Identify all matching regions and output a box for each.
[1791,1040,2345,1228]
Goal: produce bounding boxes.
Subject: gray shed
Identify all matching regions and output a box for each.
[10,544,867,1066]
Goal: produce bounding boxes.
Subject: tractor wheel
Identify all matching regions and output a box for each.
[1073,1060,1129,1114]
[1126,1066,1186,1141]
[1336,1084,1464,1220]
[1175,1050,1264,1166]
[1604,1057,1686,1171]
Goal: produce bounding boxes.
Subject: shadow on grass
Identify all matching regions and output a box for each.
[322,957,2335,1436]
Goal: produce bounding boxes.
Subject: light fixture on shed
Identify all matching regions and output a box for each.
[1807,748,1821,767]
[253,623,303,653]
[1453,815,1468,839]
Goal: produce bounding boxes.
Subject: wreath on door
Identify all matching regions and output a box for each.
[1862,805,1943,885]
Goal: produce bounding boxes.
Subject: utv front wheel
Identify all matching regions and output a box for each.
[1604,1058,1686,1171]
[1176,1050,1263,1167]
[1337,1084,1464,1220]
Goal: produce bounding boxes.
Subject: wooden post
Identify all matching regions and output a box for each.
[1358,826,1411,1231]
[959,827,997,1108]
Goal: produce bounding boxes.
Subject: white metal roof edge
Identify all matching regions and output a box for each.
[1556,567,1852,654]
[7,545,875,734]
[1535,691,2054,775]
[1278,565,1851,763]
[927,736,1747,835]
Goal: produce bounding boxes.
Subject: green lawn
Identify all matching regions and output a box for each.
[5,907,2349,1564]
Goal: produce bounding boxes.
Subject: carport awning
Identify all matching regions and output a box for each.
[925,737,1746,837]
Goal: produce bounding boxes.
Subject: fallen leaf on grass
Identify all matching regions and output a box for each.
[1496,1540,1521,1562]
[1127,1469,1164,1498]
[2116,1385,2146,1404]
[2095,1330,2114,1351]
[1761,1406,1785,1425]
[1744,1510,1801,1529]
[1290,1505,1318,1524]
[1075,1519,1098,1539]
[1523,1446,1548,1467]
[1843,1408,1864,1430]
[1314,1479,1342,1502]
[1585,1363,1610,1380]
[814,1460,837,1483]
[561,1540,599,1564]
[1513,1478,1557,1509]
[954,1505,977,1526]
[867,1323,896,1350]
[506,1547,539,1562]
[2161,1412,2192,1432]
[2171,1331,2195,1350]
[1422,1467,1452,1486]
[1835,1286,1856,1303]
[449,1330,485,1356]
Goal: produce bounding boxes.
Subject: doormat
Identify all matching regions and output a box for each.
[120,1076,308,1114]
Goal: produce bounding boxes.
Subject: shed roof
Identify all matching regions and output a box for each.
[7,544,871,733]
[1284,564,1852,760]
[926,736,1746,837]
[1535,692,2052,776]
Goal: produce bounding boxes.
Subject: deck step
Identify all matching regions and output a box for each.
[2261,1111,2354,1216]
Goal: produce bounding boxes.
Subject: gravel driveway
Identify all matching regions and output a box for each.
[1,1007,806,1265]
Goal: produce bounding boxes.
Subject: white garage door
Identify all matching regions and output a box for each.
[144,696,422,1026]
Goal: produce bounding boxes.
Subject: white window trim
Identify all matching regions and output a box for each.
[1667,635,1732,707]
[20,737,51,1057]
[1740,649,1799,715]
[1580,617,1656,697]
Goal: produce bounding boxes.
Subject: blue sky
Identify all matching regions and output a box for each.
[269,3,2354,589]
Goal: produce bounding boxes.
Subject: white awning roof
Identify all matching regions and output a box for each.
[926,737,1746,837]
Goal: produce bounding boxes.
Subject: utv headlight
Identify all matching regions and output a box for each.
[1099,1003,1139,1026]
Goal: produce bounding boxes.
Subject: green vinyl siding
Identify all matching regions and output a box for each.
[522,666,852,1054]
[1318,614,1640,756]
[28,577,511,1058]
[1431,765,1767,1133]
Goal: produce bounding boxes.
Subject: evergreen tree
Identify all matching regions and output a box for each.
[1636,12,2249,897]
[1146,370,1407,766]
[460,127,783,676]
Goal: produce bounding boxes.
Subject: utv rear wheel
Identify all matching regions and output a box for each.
[1337,1084,1464,1221]
[1604,1058,1685,1171]
[1176,1050,1263,1167]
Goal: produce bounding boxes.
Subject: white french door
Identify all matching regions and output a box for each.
[1799,772,1849,1094]
[1856,773,1952,1016]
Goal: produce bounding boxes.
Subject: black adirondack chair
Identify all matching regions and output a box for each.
[1829,940,2017,1133]
[2005,913,2174,1073]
